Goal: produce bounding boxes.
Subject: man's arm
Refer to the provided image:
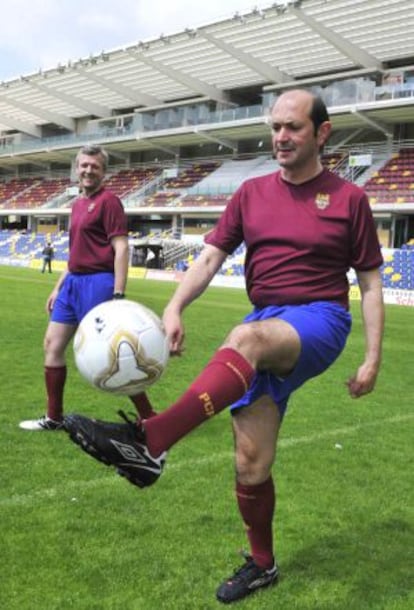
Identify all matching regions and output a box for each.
[163,244,228,354]
[111,235,129,295]
[46,268,68,313]
[347,267,384,398]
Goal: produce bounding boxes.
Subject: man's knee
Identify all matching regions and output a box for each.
[225,323,255,348]
[223,319,300,375]
[235,441,274,486]
[222,324,261,368]
[232,397,280,485]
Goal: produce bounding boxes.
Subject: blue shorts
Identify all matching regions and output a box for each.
[230,301,352,419]
[51,272,115,325]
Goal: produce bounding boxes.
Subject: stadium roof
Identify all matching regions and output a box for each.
[0,0,413,137]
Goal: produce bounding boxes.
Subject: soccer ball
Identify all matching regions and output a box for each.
[73,299,169,395]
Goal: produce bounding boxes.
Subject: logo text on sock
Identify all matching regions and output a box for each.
[199,392,215,417]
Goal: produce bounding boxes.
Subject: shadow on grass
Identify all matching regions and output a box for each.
[284,517,413,609]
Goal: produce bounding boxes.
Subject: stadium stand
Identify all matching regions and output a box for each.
[180,194,232,207]
[104,168,159,198]
[187,157,275,195]
[0,0,412,296]
[8,178,71,209]
[0,178,41,209]
[364,148,414,204]
[381,246,414,290]
[141,162,222,206]
[0,230,69,262]
[322,152,347,172]
[163,162,222,190]
[143,191,182,207]
[2,228,412,293]
[212,241,414,292]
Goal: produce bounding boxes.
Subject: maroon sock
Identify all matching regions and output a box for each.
[143,347,254,455]
[45,365,67,421]
[129,392,157,419]
[236,477,275,569]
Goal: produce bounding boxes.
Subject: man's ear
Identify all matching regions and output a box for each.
[318,121,332,148]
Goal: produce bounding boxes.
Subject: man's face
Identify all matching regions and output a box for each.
[270,92,330,173]
[76,153,106,195]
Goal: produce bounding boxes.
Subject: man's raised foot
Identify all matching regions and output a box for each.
[64,411,166,488]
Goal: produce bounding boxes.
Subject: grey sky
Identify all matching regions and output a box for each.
[0,0,275,81]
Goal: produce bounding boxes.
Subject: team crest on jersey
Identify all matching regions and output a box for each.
[315,193,330,210]
[88,203,96,212]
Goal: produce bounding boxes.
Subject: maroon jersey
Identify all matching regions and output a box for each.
[68,188,128,273]
[205,169,383,309]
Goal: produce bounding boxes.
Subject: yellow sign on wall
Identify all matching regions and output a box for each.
[349,285,361,301]
[128,267,147,279]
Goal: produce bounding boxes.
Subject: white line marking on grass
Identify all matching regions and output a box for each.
[278,412,413,448]
[1,413,412,508]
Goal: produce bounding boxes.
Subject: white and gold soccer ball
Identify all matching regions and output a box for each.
[73,299,169,395]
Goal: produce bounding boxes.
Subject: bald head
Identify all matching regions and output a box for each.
[269,89,332,182]
[272,89,330,135]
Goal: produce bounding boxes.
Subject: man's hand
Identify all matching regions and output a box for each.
[346,361,379,398]
[163,307,185,356]
[45,289,59,314]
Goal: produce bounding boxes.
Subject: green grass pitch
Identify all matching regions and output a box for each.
[0,265,412,610]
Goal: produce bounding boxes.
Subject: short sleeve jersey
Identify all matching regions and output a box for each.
[68,187,128,273]
[205,168,383,309]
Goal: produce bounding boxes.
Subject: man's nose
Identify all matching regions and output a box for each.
[276,126,290,141]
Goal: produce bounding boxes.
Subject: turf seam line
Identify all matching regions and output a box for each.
[2,412,412,507]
